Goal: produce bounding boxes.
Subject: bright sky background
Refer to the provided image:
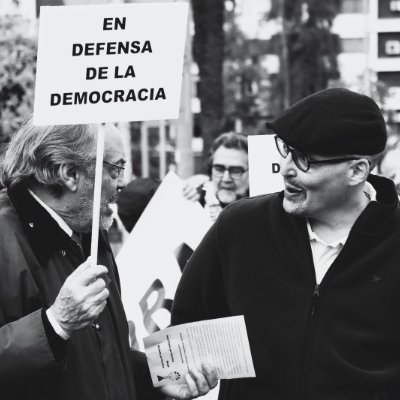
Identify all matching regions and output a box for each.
[235,0,275,39]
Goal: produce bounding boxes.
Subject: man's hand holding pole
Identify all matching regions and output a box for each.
[49,257,110,337]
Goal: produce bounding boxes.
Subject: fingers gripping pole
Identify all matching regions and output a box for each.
[91,123,105,269]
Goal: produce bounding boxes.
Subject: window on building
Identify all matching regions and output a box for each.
[341,38,366,53]
[386,40,400,55]
[379,0,400,17]
[390,0,400,12]
[378,33,400,57]
[340,0,366,13]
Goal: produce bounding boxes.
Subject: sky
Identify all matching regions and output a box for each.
[235,0,273,39]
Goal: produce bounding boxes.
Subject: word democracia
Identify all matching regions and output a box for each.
[50,88,166,106]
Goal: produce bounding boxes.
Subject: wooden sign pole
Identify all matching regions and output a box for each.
[90,123,105,268]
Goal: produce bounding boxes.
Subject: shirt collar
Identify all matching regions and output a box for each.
[306,220,348,248]
[28,189,73,237]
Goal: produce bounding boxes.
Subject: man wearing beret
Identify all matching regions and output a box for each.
[171,88,400,399]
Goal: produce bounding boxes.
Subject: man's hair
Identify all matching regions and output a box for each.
[206,132,248,175]
[0,115,97,195]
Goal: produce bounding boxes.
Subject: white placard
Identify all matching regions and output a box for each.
[248,135,284,196]
[116,172,212,351]
[144,316,256,387]
[33,3,188,125]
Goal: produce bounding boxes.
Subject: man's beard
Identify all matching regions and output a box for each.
[99,212,114,231]
[67,179,114,233]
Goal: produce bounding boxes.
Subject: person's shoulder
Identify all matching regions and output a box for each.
[217,192,283,226]
[0,188,26,243]
[224,191,282,214]
[0,189,19,224]
[0,190,32,283]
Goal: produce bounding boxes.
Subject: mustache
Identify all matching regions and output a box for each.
[105,194,119,204]
[284,179,303,190]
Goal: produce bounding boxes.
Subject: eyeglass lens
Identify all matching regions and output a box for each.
[275,136,309,172]
[212,164,247,178]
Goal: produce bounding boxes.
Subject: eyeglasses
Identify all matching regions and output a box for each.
[103,161,125,177]
[274,136,361,172]
[212,164,248,179]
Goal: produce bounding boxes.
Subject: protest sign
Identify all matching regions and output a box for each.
[248,134,284,196]
[33,2,188,125]
[33,3,188,265]
[116,172,212,351]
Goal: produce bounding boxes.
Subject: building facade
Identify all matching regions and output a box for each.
[333,0,400,128]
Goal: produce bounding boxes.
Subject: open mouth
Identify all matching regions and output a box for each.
[284,182,303,195]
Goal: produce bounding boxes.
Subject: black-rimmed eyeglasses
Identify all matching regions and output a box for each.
[274,136,362,172]
[103,161,125,177]
[212,164,248,179]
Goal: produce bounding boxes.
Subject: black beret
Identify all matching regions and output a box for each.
[117,177,160,232]
[266,88,387,156]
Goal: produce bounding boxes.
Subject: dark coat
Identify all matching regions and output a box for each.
[0,186,156,400]
[172,174,400,400]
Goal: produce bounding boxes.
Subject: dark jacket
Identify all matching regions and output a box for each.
[0,186,156,400]
[172,174,400,400]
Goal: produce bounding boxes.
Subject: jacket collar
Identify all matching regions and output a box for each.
[7,185,112,264]
[28,188,73,237]
[350,174,399,236]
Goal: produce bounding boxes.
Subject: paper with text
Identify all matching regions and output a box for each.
[143,316,255,387]
[34,3,188,125]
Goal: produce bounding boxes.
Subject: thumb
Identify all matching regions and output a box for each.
[159,383,189,400]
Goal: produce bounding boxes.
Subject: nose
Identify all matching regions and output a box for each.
[221,169,233,182]
[279,153,297,178]
[117,173,127,191]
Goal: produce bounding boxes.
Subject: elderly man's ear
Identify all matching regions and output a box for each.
[58,164,81,192]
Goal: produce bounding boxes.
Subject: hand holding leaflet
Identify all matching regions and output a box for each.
[144,316,255,387]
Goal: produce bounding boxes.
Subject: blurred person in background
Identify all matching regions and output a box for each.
[380,147,400,195]
[117,133,249,230]
[0,117,218,400]
[184,132,249,221]
[172,88,400,399]
[117,177,160,233]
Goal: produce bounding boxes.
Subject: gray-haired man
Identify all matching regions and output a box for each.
[0,117,217,400]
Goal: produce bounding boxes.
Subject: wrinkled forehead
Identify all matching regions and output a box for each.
[212,146,248,167]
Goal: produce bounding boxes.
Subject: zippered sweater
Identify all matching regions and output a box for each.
[172,174,400,400]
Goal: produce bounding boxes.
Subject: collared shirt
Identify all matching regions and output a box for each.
[307,221,348,285]
[308,182,377,285]
[28,189,73,237]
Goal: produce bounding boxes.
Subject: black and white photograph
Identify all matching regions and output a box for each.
[1,0,400,399]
